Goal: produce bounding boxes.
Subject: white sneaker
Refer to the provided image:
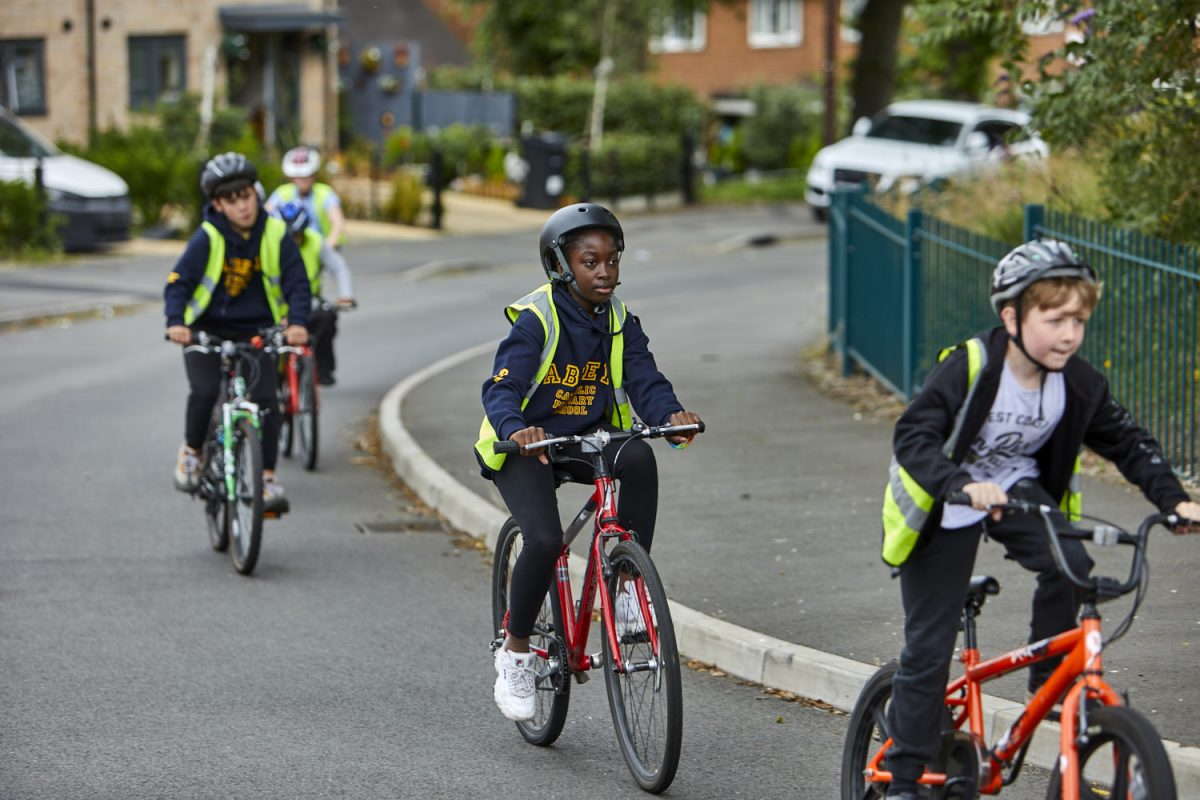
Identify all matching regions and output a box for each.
[173,444,200,492]
[493,648,537,721]
[615,583,655,638]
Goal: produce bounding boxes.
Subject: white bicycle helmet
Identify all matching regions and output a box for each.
[990,239,1096,315]
[282,146,320,178]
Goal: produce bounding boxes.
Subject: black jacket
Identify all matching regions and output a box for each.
[895,326,1189,537]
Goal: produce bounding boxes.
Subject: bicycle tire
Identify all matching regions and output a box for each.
[228,417,264,575]
[601,540,682,794]
[491,517,570,746]
[296,354,319,471]
[1045,704,1176,799]
[202,442,229,552]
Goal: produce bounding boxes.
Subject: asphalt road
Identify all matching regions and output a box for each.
[0,207,1064,799]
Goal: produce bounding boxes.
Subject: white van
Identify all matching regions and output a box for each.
[0,105,131,250]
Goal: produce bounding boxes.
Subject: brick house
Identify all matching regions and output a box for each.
[0,0,342,150]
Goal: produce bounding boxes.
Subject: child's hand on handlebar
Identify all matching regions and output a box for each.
[284,324,309,346]
[1171,500,1200,534]
[509,426,549,464]
[166,325,192,345]
[666,410,703,445]
[963,481,1007,521]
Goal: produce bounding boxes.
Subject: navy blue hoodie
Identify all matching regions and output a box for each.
[482,283,684,445]
[164,203,310,331]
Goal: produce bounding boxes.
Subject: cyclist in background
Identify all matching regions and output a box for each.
[877,239,1200,800]
[164,152,311,514]
[274,201,356,386]
[475,202,701,722]
[265,146,346,248]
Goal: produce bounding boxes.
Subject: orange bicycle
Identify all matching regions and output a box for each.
[490,420,703,794]
[841,496,1193,799]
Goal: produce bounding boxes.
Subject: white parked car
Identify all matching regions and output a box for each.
[804,99,1047,219]
[0,105,131,250]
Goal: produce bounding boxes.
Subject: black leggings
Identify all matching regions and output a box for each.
[183,345,279,470]
[493,434,658,639]
[885,479,1094,782]
[307,305,338,378]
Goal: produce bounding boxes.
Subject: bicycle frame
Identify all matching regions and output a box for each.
[280,345,317,417]
[216,354,261,502]
[864,613,1118,795]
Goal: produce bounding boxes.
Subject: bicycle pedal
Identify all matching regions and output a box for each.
[263,509,285,519]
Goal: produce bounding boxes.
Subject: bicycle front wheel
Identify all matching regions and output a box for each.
[1046,704,1176,799]
[202,443,230,552]
[492,517,570,746]
[296,354,319,471]
[601,541,682,794]
[228,417,264,575]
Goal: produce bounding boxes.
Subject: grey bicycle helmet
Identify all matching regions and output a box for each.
[200,152,258,200]
[538,203,624,285]
[990,238,1096,315]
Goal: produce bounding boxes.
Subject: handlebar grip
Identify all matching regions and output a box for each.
[493,440,520,455]
[945,491,971,506]
[696,420,706,434]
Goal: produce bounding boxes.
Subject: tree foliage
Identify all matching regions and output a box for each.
[915,0,1200,242]
[452,0,717,77]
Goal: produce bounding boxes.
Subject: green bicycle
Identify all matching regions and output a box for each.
[185,330,298,575]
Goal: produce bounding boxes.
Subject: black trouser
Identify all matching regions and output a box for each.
[492,434,658,639]
[307,305,337,379]
[183,343,280,471]
[885,480,1093,783]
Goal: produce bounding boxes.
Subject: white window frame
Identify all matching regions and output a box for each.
[650,10,708,53]
[748,0,802,49]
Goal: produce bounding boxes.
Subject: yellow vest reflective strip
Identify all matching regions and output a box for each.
[298,229,323,296]
[186,219,287,326]
[1061,454,1082,521]
[475,284,629,471]
[881,460,935,567]
[880,337,985,567]
[276,182,336,242]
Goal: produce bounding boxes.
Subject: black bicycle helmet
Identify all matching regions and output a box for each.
[538,203,624,285]
[990,238,1096,315]
[276,201,310,237]
[200,152,258,200]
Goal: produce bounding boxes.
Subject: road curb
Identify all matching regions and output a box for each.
[378,343,1200,793]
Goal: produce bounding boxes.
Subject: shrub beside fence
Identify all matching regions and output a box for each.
[828,189,1200,481]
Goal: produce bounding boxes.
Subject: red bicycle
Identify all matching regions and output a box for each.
[842,495,1192,799]
[490,420,703,794]
[278,340,319,471]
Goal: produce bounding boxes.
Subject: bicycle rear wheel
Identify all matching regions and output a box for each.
[491,517,570,746]
[601,540,682,794]
[1046,704,1176,799]
[279,366,295,458]
[202,443,229,552]
[228,417,264,575]
[295,354,319,471]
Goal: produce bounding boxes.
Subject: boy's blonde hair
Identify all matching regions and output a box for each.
[1013,277,1101,317]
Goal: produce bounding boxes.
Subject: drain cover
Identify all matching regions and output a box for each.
[355,516,443,534]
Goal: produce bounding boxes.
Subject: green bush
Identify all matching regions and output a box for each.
[381,170,424,225]
[568,133,682,199]
[739,83,823,171]
[0,180,61,259]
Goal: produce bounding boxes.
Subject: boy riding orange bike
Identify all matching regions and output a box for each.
[877,238,1200,799]
[475,202,701,722]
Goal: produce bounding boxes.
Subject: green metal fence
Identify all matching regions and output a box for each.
[828,190,1200,480]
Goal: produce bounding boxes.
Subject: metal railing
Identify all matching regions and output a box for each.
[827,189,1200,480]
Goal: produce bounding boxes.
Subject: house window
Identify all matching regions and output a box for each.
[129,36,186,110]
[748,0,802,48]
[650,9,708,53]
[0,40,47,115]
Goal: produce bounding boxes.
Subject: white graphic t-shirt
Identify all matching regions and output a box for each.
[941,362,1065,529]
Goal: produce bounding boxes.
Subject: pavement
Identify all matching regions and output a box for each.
[7,191,1200,791]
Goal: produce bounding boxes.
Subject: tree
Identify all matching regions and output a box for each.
[917,0,1200,241]
[847,0,908,128]
[454,0,717,78]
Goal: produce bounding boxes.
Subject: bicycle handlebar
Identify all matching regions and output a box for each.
[943,490,1188,599]
[492,421,705,455]
[167,328,307,355]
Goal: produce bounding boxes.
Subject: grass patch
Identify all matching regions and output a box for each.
[700,172,808,204]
